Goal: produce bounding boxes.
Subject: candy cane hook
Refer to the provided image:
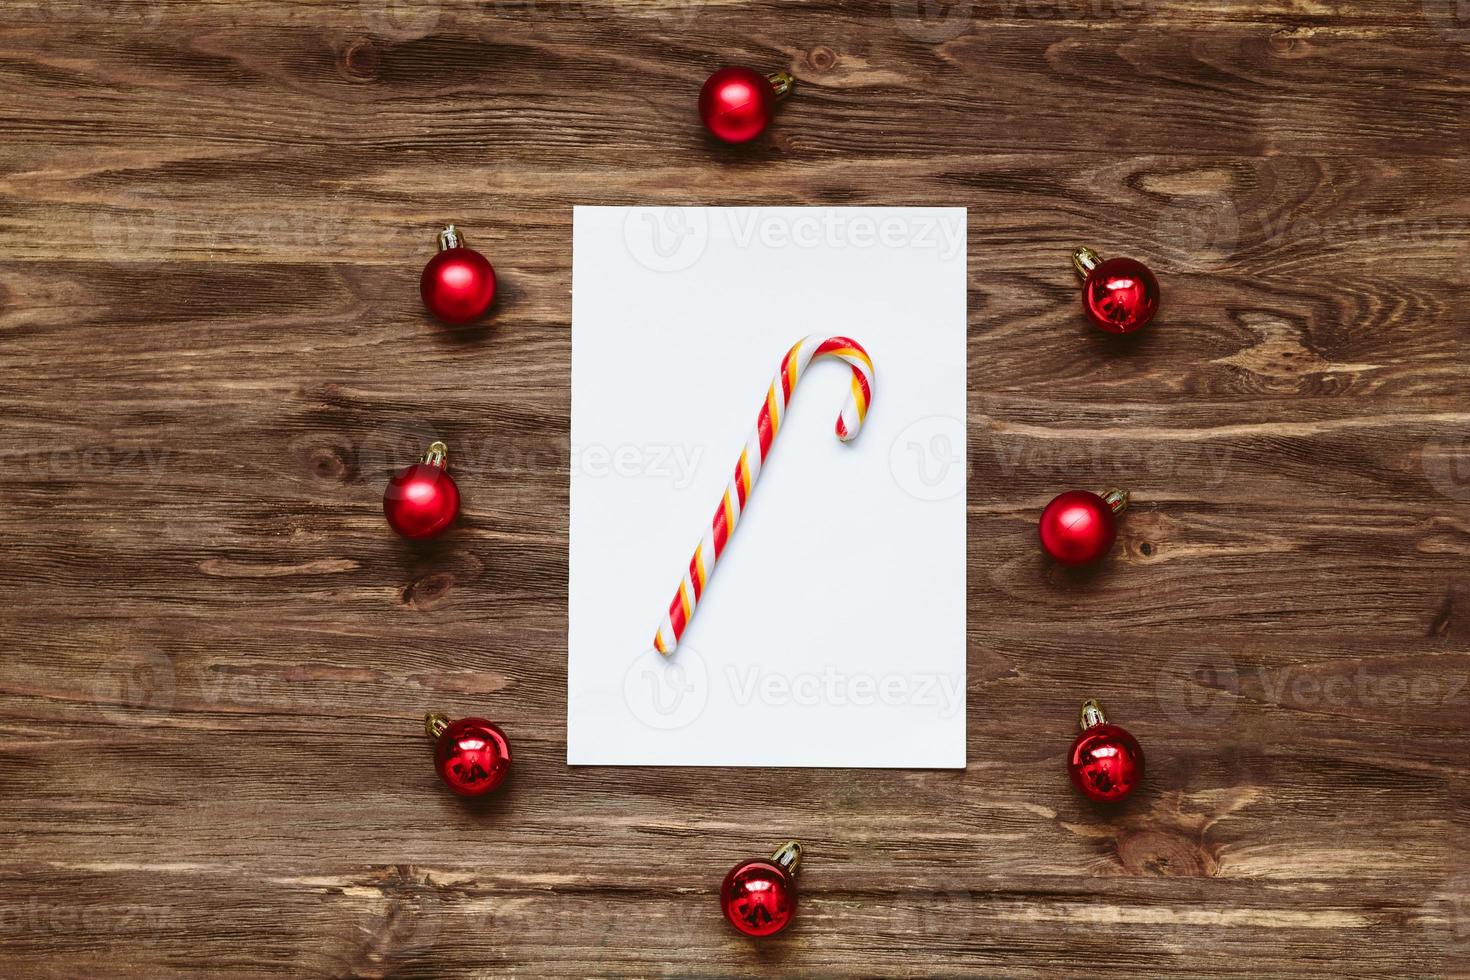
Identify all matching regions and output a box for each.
[653,335,876,655]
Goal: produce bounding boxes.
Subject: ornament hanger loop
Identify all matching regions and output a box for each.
[771,840,803,875]
[1072,246,1101,277]
[437,225,464,251]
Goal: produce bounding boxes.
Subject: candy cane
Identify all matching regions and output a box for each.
[653,335,876,655]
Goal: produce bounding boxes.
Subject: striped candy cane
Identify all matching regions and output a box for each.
[653,335,876,655]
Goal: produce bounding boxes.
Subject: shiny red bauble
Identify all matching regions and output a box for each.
[421,225,496,324]
[384,441,460,540]
[426,713,511,797]
[698,67,793,144]
[1072,247,1159,334]
[1038,488,1128,565]
[720,841,801,937]
[1067,699,1144,803]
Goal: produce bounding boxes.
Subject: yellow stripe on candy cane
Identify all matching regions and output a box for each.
[827,346,873,374]
[693,543,707,590]
[850,376,868,417]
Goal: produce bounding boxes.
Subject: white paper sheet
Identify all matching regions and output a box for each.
[569,206,967,767]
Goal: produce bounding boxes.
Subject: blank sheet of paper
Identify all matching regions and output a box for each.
[569,206,967,767]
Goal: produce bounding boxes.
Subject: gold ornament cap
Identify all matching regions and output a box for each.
[770,840,802,876]
[437,225,465,251]
[1100,488,1128,515]
[1072,246,1104,278]
[425,712,451,739]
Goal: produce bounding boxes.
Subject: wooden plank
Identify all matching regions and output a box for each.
[0,22,1467,158]
[1,2,1468,976]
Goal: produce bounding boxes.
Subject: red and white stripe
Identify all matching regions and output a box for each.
[653,335,876,655]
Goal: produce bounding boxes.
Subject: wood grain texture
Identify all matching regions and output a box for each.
[1,1,1468,976]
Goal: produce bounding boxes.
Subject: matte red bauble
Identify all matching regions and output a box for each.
[1072,247,1159,334]
[426,712,511,797]
[698,67,794,144]
[720,841,801,937]
[1038,488,1128,565]
[384,441,460,540]
[1067,699,1144,803]
[421,225,496,324]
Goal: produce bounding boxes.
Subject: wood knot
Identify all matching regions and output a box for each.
[309,445,353,482]
[403,572,454,610]
[338,40,381,82]
[807,46,837,72]
[1267,28,1315,58]
[304,382,354,408]
[1116,829,1217,877]
[1119,512,1166,561]
[1429,588,1456,637]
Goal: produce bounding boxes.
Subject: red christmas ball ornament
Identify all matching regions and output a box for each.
[698,67,794,144]
[1072,247,1159,334]
[384,441,460,540]
[421,225,496,324]
[1067,699,1144,803]
[720,841,802,937]
[1038,488,1128,565]
[426,712,511,797]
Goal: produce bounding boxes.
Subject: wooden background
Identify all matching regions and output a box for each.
[1,0,1468,976]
